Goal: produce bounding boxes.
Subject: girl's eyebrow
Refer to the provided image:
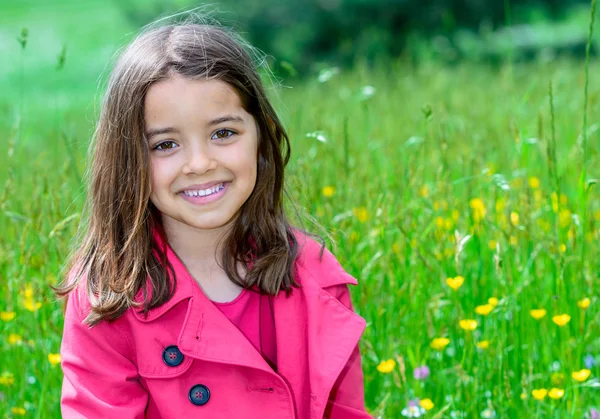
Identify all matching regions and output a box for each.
[145,114,245,140]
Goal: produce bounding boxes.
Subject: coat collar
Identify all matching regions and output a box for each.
[132,226,366,415]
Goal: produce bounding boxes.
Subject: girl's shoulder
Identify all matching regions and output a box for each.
[291,229,358,289]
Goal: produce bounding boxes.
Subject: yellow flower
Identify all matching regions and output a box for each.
[488,297,499,307]
[509,236,518,246]
[488,240,497,250]
[322,186,335,197]
[548,388,564,399]
[510,212,519,226]
[23,300,42,312]
[476,340,490,350]
[552,314,571,327]
[520,391,528,400]
[352,207,369,223]
[0,371,15,386]
[559,243,566,253]
[24,285,33,298]
[430,337,450,351]
[459,319,478,331]
[0,311,16,321]
[444,218,453,230]
[469,198,486,223]
[376,359,396,373]
[572,369,591,382]
[420,398,434,410]
[577,298,591,309]
[420,185,429,198]
[532,388,548,401]
[11,407,26,416]
[530,309,547,320]
[435,216,445,229]
[559,209,572,228]
[8,334,22,345]
[48,353,61,366]
[529,177,541,189]
[446,276,465,291]
[475,304,494,316]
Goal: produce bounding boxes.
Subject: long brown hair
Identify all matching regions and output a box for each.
[52,16,330,327]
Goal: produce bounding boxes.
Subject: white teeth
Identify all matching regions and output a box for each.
[183,182,225,197]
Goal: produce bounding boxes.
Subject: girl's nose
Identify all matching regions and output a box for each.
[182,144,217,175]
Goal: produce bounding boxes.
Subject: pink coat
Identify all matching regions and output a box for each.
[60,229,373,418]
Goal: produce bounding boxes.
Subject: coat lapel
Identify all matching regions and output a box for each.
[272,263,366,419]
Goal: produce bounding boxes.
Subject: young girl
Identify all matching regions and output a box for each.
[54,17,372,419]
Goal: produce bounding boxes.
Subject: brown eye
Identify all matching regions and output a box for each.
[212,129,235,141]
[153,141,177,151]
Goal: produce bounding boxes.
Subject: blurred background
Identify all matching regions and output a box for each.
[1,0,600,418]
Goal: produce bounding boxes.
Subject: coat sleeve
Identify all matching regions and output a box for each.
[60,285,148,418]
[322,283,374,419]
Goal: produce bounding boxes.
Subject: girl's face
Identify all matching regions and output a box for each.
[144,75,258,235]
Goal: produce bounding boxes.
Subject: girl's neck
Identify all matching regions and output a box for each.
[161,216,233,272]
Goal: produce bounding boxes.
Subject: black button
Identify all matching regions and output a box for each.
[162,345,184,367]
[189,384,210,406]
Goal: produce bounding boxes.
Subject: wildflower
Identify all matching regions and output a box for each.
[488,240,497,250]
[469,198,486,223]
[435,216,445,229]
[510,212,519,226]
[559,209,572,228]
[446,276,465,291]
[584,354,596,369]
[475,304,494,316]
[488,297,499,307]
[548,388,564,399]
[48,353,61,366]
[459,319,478,331]
[360,85,376,100]
[529,177,541,189]
[401,399,426,418]
[0,311,15,321]
[552,314,571,327]
[376,359,396,373]
[420,399,434,411]
[481,408,496,418]
[572,369,591,382]
[352,207,369,223]
[476,340,490,350]
[532,388,548,400]
[430,337,450,351]
[413,365,430,380]
[559,243,566,253]
[11,407,26,416]
[322,186,335,197]
[587,408,600,419]
[509,236,518,246]
[8,334,22,345]
[530,309,547,320]
[520,391,528,400]
[420,185,429,198]
[0,372,14,386]
[578,298,591,309]
[23,300,42,312]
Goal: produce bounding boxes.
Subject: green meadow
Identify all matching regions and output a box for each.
[1,1,600,418]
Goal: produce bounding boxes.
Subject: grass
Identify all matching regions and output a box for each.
[1,1,600,418]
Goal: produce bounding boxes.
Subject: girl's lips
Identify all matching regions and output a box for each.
[179,182,229,205]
